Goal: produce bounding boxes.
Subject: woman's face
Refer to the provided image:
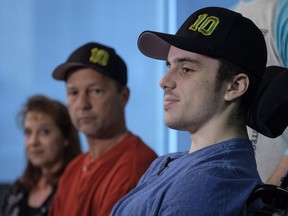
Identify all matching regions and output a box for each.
[24,111,67,170]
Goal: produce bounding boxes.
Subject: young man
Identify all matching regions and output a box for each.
[110,7,267,215]
[48,42,157,216]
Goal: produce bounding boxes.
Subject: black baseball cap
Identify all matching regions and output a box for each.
[138,7,267,81]
[52,42,127,85]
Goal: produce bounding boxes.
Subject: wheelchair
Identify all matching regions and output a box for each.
[247,171,288,215]
[246,66,288,215]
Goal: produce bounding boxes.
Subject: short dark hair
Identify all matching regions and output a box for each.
[217,58,260,116]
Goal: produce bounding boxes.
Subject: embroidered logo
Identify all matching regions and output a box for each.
[89,47,109,66]
[189,13,220,36]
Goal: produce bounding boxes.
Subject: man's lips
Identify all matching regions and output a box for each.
[163,94,179,109]
[78,116,94,123]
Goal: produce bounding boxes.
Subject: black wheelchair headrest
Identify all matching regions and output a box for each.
[246,66,288,138]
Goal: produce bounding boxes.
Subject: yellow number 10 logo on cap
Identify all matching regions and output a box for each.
[89,48,109,66]
[189,14,219,36]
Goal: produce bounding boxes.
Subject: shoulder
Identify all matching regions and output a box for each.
[59,153,87,179]
[120,132,158,162]
[64,152,87,168]
[160,160,260,215]
[104,133,158,183]
[4,182,24,199]
[1,182,25,215]
[124,133,156,152]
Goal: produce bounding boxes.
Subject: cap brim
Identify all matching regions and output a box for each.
[137,30,216,60]
[137,31,176,60]
[52,62,87,80]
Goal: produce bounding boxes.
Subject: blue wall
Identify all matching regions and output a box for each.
[0,0,169,182]
[0,0,237,183]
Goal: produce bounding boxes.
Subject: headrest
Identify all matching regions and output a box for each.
[247,66,288,138]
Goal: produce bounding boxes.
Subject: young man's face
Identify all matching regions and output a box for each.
[160,46,228,133]
[65,68,128,138]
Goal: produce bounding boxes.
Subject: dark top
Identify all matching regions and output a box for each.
[0,183,55,216]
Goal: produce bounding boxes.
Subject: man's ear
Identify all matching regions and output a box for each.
[120,86,130,107]
[224,73,249,101]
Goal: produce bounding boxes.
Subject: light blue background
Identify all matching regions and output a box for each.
[0,0,237,183]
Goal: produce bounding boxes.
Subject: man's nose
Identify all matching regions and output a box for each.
[77,93,92,110]
[159,69,176,90]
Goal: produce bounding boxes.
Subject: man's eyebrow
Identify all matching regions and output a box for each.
[167,57,201,65]
[66,85,74,90]
[66,84,79,90]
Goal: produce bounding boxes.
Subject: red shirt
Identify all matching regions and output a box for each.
[48,132,157,216]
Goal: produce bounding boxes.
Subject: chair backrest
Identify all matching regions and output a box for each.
[246,65,288,215]
[246,66,288,138]
[247,171,288,215]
